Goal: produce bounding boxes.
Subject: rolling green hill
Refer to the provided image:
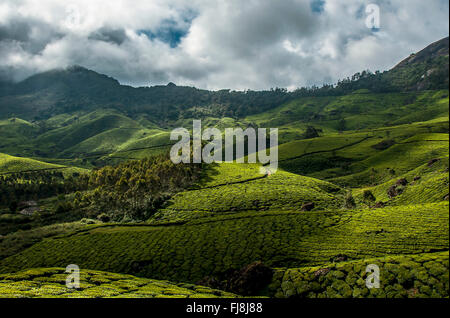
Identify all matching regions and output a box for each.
[0,37,448,299]
[154,163,343,223]
[269,251,449,298]
[0,202,447,288]
[0,153,63,174]
[0,268,236,298]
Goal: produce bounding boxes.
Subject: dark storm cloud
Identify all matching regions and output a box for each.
[0,0,448,90]
[0,20,31,42]
[0,17,63,55]
[88,27,128,45]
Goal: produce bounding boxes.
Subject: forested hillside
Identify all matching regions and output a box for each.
[0,37,448,299]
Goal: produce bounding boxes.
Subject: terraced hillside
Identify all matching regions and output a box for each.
[0,153,89,178]
[354,157,449,206]
[0,153,66,174]
[0,202,447,286]
[0,268,236,298]
[0,38,448,299]
[269,251,449,298]
[153,164,343,222]
[246,90,449,131]
[273,120,449,185]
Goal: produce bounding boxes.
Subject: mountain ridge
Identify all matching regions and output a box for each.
[0,37,448,122]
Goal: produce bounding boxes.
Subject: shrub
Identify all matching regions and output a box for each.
[428,158,440,167]
[387,185,404,199]
[55,202,72,214]
[344,192,356,209]
[303,126,320,139]
[371,139,395,150]
[301,202,315,211]
[373,202,386,209]
[97,213,110,223]
[227,262,273,296]
[80,218,97,224]
[396,178,408,186]
[363,190,376,203]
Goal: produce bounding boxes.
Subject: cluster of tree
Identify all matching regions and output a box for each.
[0,171,87,211]
[73,153,203,222]
[1,151,203,223]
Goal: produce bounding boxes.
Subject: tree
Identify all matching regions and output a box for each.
[337,119,347,132]
[363,190,376,203]
[344,192,356,209]
[303,126,320,139]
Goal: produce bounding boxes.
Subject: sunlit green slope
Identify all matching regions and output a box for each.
[0,202,447,285]
[0,268,236,298]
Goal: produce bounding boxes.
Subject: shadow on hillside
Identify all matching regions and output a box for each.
[190,162,221,190]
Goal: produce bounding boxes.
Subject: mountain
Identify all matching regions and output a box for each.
[0,37,448,122]
[335,37,449,93]
[0,66,291,122]
[0,37,448,299]
[386,36,449,90]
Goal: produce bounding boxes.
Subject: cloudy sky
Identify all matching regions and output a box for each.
[0,0,448,90]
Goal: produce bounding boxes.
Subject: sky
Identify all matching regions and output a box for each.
[0,0,448,90]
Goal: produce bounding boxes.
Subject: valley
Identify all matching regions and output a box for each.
[0,37,448,298]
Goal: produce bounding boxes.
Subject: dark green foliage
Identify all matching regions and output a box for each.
[0,170,87,209]
[198,261,273,296]
[0,268,237,298]
[55,202,72,214]
[362,190,376,203]
[301,202,315,211]
[1,203,447,285]
[303,126,320,139]
[0,37,448,299]
[387,185,404,199]
[97,213,110,223]
[8,201,17,213]
[76,153,202,221]
[227,262,274,296]
[372,140,395,151]
[269,251,449,298]
[344,192,356,209]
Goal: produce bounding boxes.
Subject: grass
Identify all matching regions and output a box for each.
[0,222,98,260]
[330,133,449,187]
[0,202,447,286]
[0,85,448,298]
[245,90,449,132]
[269,251,449,298]
[36,110,143,154]
[272,120,448,181]
[155,164,343,223]
[0,153,88,176]
[354,157,449,206]
[0,267,236,298]
[0,153,63,174]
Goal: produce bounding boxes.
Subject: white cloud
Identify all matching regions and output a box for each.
[0,0,448,89]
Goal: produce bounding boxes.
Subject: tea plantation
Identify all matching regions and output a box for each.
[154,164,343,222]
[0,267,236,298]
[0,42,448,298]
[0,202,447,287]
[269,251,449,298]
